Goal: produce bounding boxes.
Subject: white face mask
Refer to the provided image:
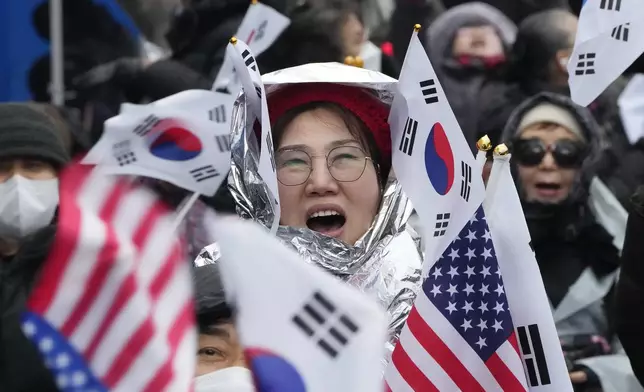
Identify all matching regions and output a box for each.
[194,367,255,392]
[0,175,59,239]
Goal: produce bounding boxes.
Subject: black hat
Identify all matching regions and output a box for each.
[194,264,233,327]
[0,103,70,168]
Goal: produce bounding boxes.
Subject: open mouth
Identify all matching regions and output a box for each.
[535,182,562,195]
[306,210,346,237]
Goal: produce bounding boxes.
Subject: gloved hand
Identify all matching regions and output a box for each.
[72,57,146,89]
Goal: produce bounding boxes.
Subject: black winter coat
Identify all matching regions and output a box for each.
[615,187,644,386]
[0,226,58,392]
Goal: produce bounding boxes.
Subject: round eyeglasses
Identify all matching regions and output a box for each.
[275,145,372,186]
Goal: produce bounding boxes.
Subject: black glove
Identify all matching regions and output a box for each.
[72,57,144,89]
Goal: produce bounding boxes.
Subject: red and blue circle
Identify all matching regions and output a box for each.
[245,348,307,391]
[424,122,454,195]
[148,119,202,161]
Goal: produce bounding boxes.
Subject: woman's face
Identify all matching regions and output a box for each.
[452,25,503,59]
[276,107,381,245]
[515,124,583,204]
[341,13,365,57]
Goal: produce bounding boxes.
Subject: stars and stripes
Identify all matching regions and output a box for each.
[23,162,196,392]
[385,207,528,391]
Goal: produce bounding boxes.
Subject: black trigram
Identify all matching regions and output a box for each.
[265,133,276,172]
[611,23,630,41]
[209,105,226,123]
[112,140,136,167]
[600,0,621,11]
[253,20,268,42]
[242,49,257,72]
[574,53,596,76]
[132,115,161,137]
[460,161,472,202]
[434,213,450,237]
[398,117,418,156]
[215,135,230,153]
[255,85,262,100]
[190,165,220,182]
[419,79,439,104]
[292,291,360,358]
[517,324,551,387]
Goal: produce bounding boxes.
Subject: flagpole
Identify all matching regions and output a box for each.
[482,144,509,212]
[172,192,201,231]
[475,135,491,174]
[50,0,65,106]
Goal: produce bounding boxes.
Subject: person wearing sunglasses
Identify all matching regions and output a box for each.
[502,92,641,392]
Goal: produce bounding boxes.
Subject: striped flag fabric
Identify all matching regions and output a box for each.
[21,162,196,392]
[385,207,529,391]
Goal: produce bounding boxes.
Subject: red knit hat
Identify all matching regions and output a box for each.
[267,83,392,176]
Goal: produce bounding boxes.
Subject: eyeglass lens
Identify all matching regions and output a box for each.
[275,146,369,186]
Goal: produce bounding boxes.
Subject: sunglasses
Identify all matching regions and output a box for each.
[511,138,586,168]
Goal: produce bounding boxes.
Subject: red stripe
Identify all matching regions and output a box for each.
[486,352,527,391]
[28,163,95,313]
[60,182,130,336]
[83,202,167,361]
[143,300,195,392]
[102,246,178,387]
[508,332,521,356]
[391,343,438,392]
[406,306,484,391]
[384,382,392,392]
[246,30,256,45]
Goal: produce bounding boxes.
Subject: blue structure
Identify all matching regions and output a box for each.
[0,0,140,102]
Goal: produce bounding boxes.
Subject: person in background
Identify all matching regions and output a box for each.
[425,2,516,148]
[193,263,254,392]
[0,103,71,392]
[480,8,637,208]
[502,93,641,392]
[441,0,570,24]
[614,186,644,386]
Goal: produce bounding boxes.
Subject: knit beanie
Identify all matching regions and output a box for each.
[0,103,70,168]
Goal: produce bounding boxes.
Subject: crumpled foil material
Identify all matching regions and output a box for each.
[195,86,423,356]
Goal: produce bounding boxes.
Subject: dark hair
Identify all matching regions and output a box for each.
[271,101,386,182]
[508,9,576,83]
[197,308,233,334]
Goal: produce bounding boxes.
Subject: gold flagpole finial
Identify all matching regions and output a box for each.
[494,143,510,156]
[344,56,356,66]
[230,36,238,45]
[476,135,492,152]
[354,56,364,68]
[251,0,258,4]
[414,24,421,32]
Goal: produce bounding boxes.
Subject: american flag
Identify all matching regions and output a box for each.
[385,207,528,391]
[22,162,196,392]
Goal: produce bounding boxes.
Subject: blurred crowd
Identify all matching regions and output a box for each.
[3,0,644,391]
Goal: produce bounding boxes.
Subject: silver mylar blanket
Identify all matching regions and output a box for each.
[195,85,423,357]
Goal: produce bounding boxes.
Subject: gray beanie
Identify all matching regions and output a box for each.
[0,103,70,168]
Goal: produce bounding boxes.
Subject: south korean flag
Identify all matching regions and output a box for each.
[389,26,485,273]
[213,1,290,94]
[226,38,280,233]
[568,0,644,106]
[82,90,233,196]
